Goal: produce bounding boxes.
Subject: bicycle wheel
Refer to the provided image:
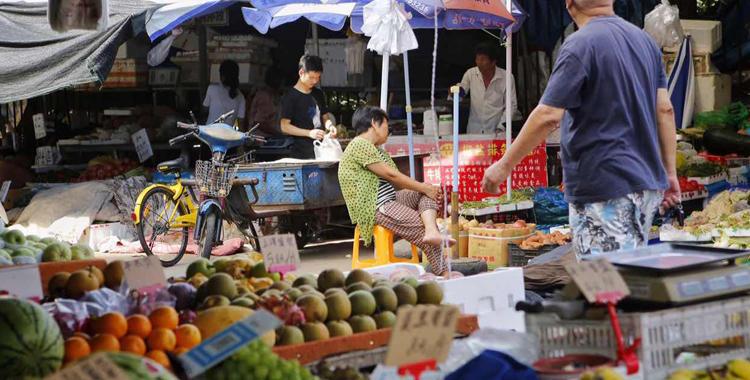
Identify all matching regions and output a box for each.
[199,211,218,259]
[137,187,189,267]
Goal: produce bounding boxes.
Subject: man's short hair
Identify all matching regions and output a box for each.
[475,42,499,62]
[573,0,614,8]
[352,106,388,136]
[299,54,324,73]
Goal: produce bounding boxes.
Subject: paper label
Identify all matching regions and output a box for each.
[258,234,300,273]
[0,264,42,300]
[123,256,166,292]
[179,309,282,378]
[385,304,460,367]
[565,258,630,304]
[0,180,10,203]
[45,353,130,380]
[33,113,46,139]
[132,128,153,163]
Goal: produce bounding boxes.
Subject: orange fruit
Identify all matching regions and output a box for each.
[147,328,176,352]
[89,333,120,352]
[91,312,128,338]
[173,347,190,355]
[149,307,179,330]
[64,337,91,363]
[73,331,91,341]
[127,314,152,339]
[120,335,147,356]
[145,350,171,370]
[175,324,201,350]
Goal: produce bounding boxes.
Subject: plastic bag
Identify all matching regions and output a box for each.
[313,134,343,161]
[644,0,684,49]
[442,329,540,375]
[533,188,569,225]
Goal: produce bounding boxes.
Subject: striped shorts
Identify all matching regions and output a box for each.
[375,190,446,274]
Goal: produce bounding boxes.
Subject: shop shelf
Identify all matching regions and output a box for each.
[688,173,727,185]
[526,295,750,380]
[459,200,534,217]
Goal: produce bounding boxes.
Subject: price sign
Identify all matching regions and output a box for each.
[565,258,630,304]
[45,353,130,380]
[385,304,460,367]
[0,264,43,301]
[258,234,300,273]
[33,113,46,140]
[123,256,166,293]
[131,128,153,163]
[179,309,281,378]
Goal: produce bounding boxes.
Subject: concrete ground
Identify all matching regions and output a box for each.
[96,238,382,279]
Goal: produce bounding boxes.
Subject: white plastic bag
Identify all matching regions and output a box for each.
[314,134,343,161]
[644,0,684,49]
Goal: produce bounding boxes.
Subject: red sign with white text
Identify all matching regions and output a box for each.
[384,139,547,202]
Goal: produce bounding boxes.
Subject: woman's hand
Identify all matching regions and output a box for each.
[423,184,443,202]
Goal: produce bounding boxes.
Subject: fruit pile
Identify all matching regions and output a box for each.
[63,307,202,370]
[178,257,444,346]
[667,358,750,380]
[0,229,95,266]
[205,339,315,380]
[73,156,141,182]
[678,177,706,193]
[48,261,123,299]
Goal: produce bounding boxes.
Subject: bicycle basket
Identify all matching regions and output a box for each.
[195,160,238,197]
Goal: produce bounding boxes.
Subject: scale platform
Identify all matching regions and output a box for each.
[584,244,750,304]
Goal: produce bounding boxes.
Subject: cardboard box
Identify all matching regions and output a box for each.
[468,224,535,268]
[663,51,716,75]
[104,59,148,88]
[440,268,526,332]
[695,74,732,114]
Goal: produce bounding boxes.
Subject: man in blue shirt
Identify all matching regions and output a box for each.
[481,0,680,257]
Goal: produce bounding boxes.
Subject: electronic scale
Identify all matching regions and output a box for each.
[583,244,750,304]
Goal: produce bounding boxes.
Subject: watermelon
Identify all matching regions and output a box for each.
[0,298,64,378]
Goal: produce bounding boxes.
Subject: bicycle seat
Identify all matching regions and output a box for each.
[157,155,189,174]
[201,124,246,143]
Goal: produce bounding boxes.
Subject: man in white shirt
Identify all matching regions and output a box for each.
[459,42,520,135]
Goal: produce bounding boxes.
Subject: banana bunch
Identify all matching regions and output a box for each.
[580,367,623,380]
[728,359,750,380]
[668,369,711,380]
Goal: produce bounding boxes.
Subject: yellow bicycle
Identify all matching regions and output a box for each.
[132,155,198,266]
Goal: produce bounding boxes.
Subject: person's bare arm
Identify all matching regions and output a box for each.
[481,104,564,193]
[280,118,324,139]
[656,89,677,177]
[367,162,441,201]
[656,88,680,208]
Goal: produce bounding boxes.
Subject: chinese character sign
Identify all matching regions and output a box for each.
[384,139,547,201]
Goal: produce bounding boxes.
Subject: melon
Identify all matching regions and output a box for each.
[0,297,64,378]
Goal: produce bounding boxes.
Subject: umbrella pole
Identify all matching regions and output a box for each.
[505,7,513,201]
[403,52,415,178]
[450,85,460,258]
[379,54,390,110]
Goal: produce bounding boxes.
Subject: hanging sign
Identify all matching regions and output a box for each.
[33,113,46,139]
[132,128,153,163]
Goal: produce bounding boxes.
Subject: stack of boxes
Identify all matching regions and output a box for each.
[664,20,731,114]
[172,35,277,85]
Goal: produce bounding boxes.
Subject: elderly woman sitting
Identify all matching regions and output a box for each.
[338,106,453,275]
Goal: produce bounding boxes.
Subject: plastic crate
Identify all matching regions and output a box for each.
[508,243,557,267]
[526,296,750,380]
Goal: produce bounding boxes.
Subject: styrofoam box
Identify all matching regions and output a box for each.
[695,74,732,114]
[682,20,722,53]
[439,268,525,332]
[359,263,425,278]
[78,222,134,251]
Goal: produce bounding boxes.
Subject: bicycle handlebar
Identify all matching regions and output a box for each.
[169,132,194,146]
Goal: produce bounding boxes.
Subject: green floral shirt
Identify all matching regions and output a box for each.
[338,137,397,246]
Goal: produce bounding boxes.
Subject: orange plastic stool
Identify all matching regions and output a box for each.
[352,225,420,269]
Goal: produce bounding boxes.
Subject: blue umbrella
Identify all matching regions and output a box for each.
[242,0,358,33]
[667,35,695,130]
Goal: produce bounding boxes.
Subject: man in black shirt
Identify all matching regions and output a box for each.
[280,55,334,159]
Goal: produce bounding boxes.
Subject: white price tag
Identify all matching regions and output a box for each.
[0,181,10,203]
[131,128,153,163]
[258,234,300,273]
[0,264,43,300]
[385,304,459,367]
[179,309,282,378]
[35,146,55,166]
[33,113,46,140]
[123,256,166,292]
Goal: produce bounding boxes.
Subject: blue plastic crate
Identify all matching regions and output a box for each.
[235,164,342,208]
